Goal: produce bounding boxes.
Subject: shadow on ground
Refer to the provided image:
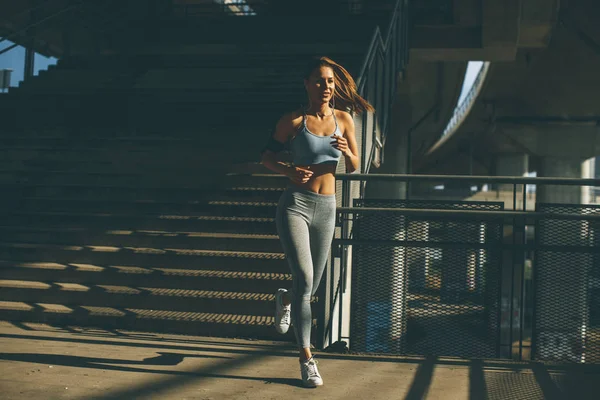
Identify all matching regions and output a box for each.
[1,323,599,399]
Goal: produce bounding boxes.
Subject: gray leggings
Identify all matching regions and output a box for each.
[275,185,337,349]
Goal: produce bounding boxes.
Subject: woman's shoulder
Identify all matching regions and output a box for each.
[274,109,304,141]
[277,108,304,125]
[334,109,354,130]
[334,108,353,121]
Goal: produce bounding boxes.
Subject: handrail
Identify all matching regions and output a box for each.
[355,29,383,91]
[336,173,600,186]
[356,1,402,90]
[336,207,600,221]
[355,0,409,173]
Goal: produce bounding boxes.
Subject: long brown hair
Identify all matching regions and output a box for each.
[303,56,374,114]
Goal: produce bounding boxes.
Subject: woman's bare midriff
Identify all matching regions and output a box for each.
[289,163,337,195]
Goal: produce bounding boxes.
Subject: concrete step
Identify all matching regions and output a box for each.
[0,138,263,154]
[0,169,283,189]
[228,162,287,175]
[0,279,307,316]
[0,129,246,139]
[2,212,278,234]
[0,260,290,293]
[8,88,302,102]
[0,226,283,253]
[0,132,266,144]
[1,197,278,217]
[0,182,232,200]
[0,300,304,341]
[225,173,290,188]
[0,172,227,188]
[32,185,285,202]
[0,243,288,272]
[0,150,256,163]
[223,186,286,202]
[0,154,259,171]
[0,158,251,173]
[56,51,361,70]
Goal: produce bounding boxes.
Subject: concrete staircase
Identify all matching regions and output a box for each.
[0,129,306,340]
[0,50,360,342]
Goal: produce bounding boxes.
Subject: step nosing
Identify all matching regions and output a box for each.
[0,301,283,324]
[0,281,289,299]
[0,227,280,239]
[7,211,276,222]
[0,262,290,275]
[0,244,285,258]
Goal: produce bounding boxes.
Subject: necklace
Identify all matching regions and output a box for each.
[307,107,333,118]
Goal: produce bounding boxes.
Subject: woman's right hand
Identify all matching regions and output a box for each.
[287,166,314,184]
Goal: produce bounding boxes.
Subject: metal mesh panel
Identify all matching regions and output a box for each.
[350,199,504,357]
[534,203,600,363]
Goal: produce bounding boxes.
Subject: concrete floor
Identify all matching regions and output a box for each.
[0,321,597,399]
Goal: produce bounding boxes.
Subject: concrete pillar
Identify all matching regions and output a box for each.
[582,157,596,204]
[23,0,40,80]
[407,221,430,290]
[352,212,407,353]
[24,47,35,79]
[354,92,411,352]
[536,156,589,362]
[440,223,480,303]
[537,157,582,204]
[365,98,410,200]
[495,153,529,192]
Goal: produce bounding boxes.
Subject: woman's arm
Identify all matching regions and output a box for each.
[334,111,360,173]
[261,113,314,184]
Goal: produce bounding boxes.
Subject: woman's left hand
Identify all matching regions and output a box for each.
[331,134,351,156]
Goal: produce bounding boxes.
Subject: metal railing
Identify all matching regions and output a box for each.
[353,0,410,173]
[318,0,409,350]
[324,173,600,365]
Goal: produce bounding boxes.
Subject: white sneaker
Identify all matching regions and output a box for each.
[275,288,291,334]
[300,357,323,387]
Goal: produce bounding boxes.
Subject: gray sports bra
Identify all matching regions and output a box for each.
[290,110,342,166]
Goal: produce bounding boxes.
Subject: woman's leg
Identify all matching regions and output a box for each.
[275,189,331,388]
[308,198,337,296]
[275,191,315,352]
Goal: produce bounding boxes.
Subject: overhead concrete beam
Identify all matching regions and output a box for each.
[411,26,481,50]
[411,0,524,61]
[453,0,482,27]
[410,25,517,61]
[410,46,517,62]
[518,0,560,48]
[499,123,600,159]
[482,0,521,48]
